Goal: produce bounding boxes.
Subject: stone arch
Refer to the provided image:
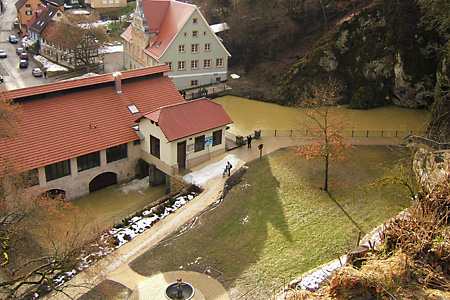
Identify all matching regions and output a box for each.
[89,172,117,193]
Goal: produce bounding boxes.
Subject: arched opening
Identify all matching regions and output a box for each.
[89,172,117,193]
[41,189,66,200]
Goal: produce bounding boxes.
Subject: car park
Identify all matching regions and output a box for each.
[19,60,28,68]
[16,47,24,55]
[0,50,6,58]
[9,35,18,43]
[19,52,29,60]
[32,68,43,77]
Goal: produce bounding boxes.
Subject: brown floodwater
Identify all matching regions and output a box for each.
[72,177,165,228]
[214,95,431,137]
[72,95,430,226]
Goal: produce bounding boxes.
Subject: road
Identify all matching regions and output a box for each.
[0,0,47,90]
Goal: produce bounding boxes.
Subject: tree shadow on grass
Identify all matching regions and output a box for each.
[128,157,292,292]
[326,191,365,234]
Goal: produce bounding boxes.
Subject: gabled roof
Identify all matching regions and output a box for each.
[15,0,29,10]
[141,0,170,32]
[0,66,186,171]
[141,0,196,59]
[16,0,64,10]
[139,98,233,142]
[28,5,61,34]
[26,4,46,28]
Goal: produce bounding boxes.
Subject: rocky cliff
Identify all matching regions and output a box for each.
[278,0,445,109]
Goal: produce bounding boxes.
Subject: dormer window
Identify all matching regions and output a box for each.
[127,104,140,114]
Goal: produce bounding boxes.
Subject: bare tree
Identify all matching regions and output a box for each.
[47,12,110,72]
[293,77,353,191]
[0,95,97,299]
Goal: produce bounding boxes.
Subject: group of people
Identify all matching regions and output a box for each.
[223,134,254,177]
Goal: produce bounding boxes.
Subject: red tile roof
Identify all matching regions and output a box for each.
[26,4,46,28]
[139,98,233,142]
[0,66,185,171]
[142,0,196,59]
[141,0,170,32]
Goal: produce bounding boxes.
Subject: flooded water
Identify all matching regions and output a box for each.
[72,177,165,228]
[214,95,430,137]
[73,95,430,226]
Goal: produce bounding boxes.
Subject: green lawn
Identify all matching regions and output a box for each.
[129,145,412,298]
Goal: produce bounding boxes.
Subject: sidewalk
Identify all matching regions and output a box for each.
[44,136,403,300]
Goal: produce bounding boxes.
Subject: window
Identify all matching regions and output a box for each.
[25,3,31,6]
[191,44,199,53]
[204,59,211,68]
[213,130,222,146]
[165,61,173,71]
[195,135,205,152]
[193,18,198,24]
[127,104,140,114]
[205,43,211,51]
[150,135,160,159]
[216,77,221,82]
[25,10,32,15]
[191,80,198,86]
[203,31,207,36]
[178,61,186,70]
[106,143,128,163]
[45,160,71,182]
[191,60,198,69]
[77,152,100,172]
[178,45,185,53]
[192,31,198,37]
[216,58,224,67]
[183,32,188,37]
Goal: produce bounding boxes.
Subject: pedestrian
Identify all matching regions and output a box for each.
[247,135,252,148]
[226,161,232,176]
[44,70,47,79]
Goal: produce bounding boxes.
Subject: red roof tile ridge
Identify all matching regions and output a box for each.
[4,65,170,100]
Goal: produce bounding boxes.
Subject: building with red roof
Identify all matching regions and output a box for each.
[121,0,231,91]
[0,66,232,200]
[137,98,233,172]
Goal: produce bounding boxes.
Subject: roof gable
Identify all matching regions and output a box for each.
[143,0,196,59]
[141,98,233,141]
[29,5,61,34]
[141,0,170,33]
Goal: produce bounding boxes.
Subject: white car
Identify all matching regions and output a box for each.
[0,50,6,58]
[32,68,43,77]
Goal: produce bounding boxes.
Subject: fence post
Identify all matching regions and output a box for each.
[290,130,292,137]
[381,130,384,137]
[275,130,277,137]
[366,130,369,137]
[352,130,354,137]
[395,131,398,137]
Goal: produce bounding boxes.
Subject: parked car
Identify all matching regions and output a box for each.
[16,47,24,55]
[0,74,3,83]
[32,68,42,77]
[19,52,28,60]
[19,60,28,68]
[9,35,18,43]
[0,50,6,58]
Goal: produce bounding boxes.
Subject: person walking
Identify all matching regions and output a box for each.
[44,70,47,79]
[247,135,252,148]
[226,161,232,176]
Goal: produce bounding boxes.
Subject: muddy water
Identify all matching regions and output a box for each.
[72,177,165,228]
[214,95,430,136]
[72,95,430,225]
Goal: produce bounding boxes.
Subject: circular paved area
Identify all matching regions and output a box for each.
[129,271,230,300]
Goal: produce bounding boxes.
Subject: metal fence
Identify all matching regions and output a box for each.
[225,130,428,149]
[184,83,229,101]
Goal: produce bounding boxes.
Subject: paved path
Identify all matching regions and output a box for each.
[44,136,403,300]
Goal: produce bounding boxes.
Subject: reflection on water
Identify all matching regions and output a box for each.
[72,177,165,228]
[215,95,430,137]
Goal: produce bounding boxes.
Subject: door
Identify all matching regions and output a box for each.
[177,141,187,170]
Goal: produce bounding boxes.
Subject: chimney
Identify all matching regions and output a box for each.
[113,71,122,94]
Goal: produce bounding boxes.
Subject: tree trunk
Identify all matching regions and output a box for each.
[324,152,329,191]
[319,0,328,30]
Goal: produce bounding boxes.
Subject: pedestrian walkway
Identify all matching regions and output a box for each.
[43,136,403,300]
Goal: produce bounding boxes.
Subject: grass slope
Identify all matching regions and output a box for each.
[130,145,411,298]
